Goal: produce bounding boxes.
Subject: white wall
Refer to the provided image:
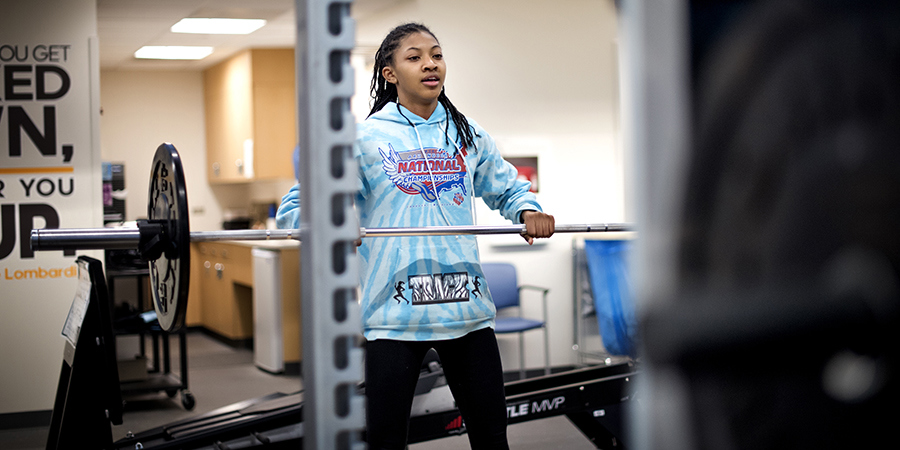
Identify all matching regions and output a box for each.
[354,0,626,370]
[98,0,625,374]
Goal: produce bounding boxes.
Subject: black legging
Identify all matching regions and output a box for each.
[365,327,510,450]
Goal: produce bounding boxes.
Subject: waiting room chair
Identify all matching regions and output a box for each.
[481,262,550,379]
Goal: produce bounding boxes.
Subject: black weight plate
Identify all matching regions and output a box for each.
[147,143,190,332]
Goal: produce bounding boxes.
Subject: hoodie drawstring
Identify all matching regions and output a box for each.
[395,104,475,229]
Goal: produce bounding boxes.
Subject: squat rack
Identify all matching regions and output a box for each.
[295,1,365,448]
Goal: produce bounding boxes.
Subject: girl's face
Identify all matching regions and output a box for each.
[382,31,445,114]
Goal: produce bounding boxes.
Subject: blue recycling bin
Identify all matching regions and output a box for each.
[583,239,637,357]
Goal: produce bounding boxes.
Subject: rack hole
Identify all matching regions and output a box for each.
[327,3,347,36]
[331,194,345,226]
[329,50,347,83]
[333,289,348,322]
[336,430,358,450]
[335,383,351,417]
[332,241,346,274]
[334,336,349,369]
[330,145,347,178]
[330,98,345,131]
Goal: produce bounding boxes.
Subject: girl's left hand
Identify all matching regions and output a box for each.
[520,211,555,245]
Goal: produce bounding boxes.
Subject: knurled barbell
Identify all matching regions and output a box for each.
[31,143,634,332]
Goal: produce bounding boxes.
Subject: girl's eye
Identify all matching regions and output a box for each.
[433,54,443,59]
[408,56,419,61]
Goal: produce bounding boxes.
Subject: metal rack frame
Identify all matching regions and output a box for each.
[295,1,365,448]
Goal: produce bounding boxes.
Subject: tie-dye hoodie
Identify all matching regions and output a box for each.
[279,101,542,341]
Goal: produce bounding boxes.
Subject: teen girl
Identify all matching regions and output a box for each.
[278,22,554,449]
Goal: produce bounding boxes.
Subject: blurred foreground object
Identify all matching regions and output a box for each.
[633,1,900,449]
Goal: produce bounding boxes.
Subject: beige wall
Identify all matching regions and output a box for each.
[99,70,295,232]
[100,70,211,228]
[0,0,102,415]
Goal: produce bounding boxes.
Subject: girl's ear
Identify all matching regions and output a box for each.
[382,65,397,85]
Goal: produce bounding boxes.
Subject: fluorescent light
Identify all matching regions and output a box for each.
[171,18,267,35]
[134,46,213,60]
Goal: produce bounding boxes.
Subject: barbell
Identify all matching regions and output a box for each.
[31,143,634,332]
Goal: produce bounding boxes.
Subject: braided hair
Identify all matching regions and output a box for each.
[368,23,479,152]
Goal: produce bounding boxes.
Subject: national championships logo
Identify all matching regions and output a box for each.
[379,143,468,202]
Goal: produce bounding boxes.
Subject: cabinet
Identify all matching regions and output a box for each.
[196,242,254,339]
[203,48,296,183]
[193,242,302,363]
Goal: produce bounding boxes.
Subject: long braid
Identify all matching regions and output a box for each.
[368,23,479,152]
[439,89,478,152]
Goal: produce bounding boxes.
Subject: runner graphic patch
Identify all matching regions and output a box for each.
[407,272,470,305]
[380,144,468,202]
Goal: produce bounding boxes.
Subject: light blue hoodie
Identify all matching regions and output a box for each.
[279,101,542,341]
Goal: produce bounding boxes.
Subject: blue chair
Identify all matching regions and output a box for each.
[482,262,550,379]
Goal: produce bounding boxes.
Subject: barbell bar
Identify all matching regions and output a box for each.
[29,143,634,332]
[31,223,634,251]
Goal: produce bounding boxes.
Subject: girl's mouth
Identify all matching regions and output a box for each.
[422,76,440,87]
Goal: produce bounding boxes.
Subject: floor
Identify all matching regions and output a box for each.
[1,331,601,449]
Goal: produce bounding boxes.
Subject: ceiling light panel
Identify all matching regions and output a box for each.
[134,46,214,60]
[171,18,267,34]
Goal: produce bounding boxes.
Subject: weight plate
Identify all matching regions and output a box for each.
[147,143,190,332]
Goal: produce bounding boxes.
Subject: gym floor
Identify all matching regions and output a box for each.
[1,331,598,449]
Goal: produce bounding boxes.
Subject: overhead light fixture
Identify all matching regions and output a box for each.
[134,46,214,60]
[171,18,267,35]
